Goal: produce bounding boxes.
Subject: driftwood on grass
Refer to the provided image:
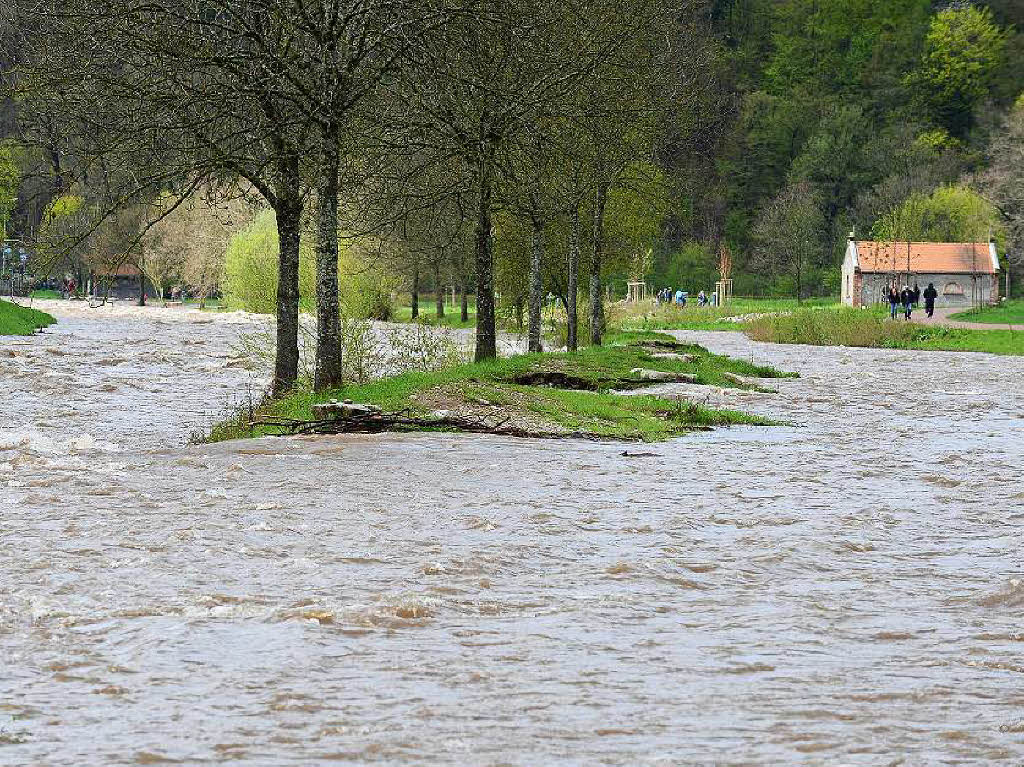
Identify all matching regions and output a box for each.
[249,407,608,441]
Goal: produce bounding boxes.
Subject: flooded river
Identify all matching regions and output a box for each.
[2,300,1023,765]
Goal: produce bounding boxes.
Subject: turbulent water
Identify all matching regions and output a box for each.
[2,300,1023,765]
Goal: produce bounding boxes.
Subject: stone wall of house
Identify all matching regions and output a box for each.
[859,273,998,307]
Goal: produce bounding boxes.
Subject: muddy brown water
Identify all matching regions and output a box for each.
[2,301,1023,765]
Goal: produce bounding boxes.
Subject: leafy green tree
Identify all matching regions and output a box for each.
[764,0,930,102]
[911,6,1009,136]
[223,210,317,316]
[0,142,19,241]
[871,185,1005,246]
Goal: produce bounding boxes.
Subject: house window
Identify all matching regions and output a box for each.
[943,282,965,296]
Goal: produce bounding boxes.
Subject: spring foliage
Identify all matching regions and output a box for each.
[870,185,1004,246]
[222,209,397,319]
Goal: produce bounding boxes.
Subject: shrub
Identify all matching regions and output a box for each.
[223,211,399,319]
[342,269,397,321]
[383,322,469,374]
[222,210,316,314]
[745,307,920,347]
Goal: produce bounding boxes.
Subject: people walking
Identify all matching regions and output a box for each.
[900,284,919,320]
[887,284,900,320]
[923,282,938,318]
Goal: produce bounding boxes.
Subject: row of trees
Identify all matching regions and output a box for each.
[3,0,711,394]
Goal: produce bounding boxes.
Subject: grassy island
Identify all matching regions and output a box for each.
[208,332,795,443]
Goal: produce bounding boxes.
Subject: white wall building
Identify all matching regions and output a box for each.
[841,239,1000,308]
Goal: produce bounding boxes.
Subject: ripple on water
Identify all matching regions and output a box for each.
[2,305,1024,764]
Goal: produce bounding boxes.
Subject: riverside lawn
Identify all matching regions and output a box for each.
[0,299,55,336]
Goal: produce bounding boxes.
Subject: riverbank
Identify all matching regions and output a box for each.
[616,299,1023,355]
[0,298,56,335]
[611,297,839,333]
[745,307,1023,355]
[949,299,1024,326]
[208,331,794,442]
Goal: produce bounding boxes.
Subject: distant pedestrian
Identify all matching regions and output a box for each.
[923,282,938,318]
[900,284,919,320]
[887,284,900,319]
[697,290,707,307]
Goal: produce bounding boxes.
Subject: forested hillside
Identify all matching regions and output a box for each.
[659,0,1023,297]
[1,0,1022,354]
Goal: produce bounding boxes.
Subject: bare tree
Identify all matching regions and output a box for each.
[751,179,825,302]
[397,0,643,360]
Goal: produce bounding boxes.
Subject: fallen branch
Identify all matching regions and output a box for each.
[248,407,617,441]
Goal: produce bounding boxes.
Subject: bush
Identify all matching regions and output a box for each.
[342,270,397,321]
[745,307,919,347]
[222,210,316,314]
[223,210,399,320]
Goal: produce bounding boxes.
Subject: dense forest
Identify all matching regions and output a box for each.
[0,1,1022,391]
[658,0,1024,297]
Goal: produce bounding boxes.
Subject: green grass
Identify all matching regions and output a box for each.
[611,296,840,333]
[746,307,1024,355]
[394,303,477,329]
[949,299,1024,325]
[208,332,793,443]
[30,289,63,300]
[182,299,230,312]
[0,299,56,335]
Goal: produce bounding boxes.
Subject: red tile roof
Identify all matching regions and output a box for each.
[96,262,142,277]
[855,241,997,274]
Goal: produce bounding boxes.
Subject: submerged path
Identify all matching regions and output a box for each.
[2,302,1024,765]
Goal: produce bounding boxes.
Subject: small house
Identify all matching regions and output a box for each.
[841,239,1000,308]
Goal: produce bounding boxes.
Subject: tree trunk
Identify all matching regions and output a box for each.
[567,203,580,353]
[796,251,803,305]
[137,272,146,306]
[473,145,497,361]
[434,253,444,318]
[528,214,544,353]
[461,278,469,322]
[272,195,302,396]
[589,183,609,346]
[411,261,419,319]
[313,144,344,391]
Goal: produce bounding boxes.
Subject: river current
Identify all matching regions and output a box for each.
[2,300,1023,765]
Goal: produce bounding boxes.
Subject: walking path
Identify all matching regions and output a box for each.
[923,306,1024,331]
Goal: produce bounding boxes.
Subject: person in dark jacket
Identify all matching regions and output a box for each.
[923,282,938,318]
[900,284,920,320]
[887,284,900,319]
